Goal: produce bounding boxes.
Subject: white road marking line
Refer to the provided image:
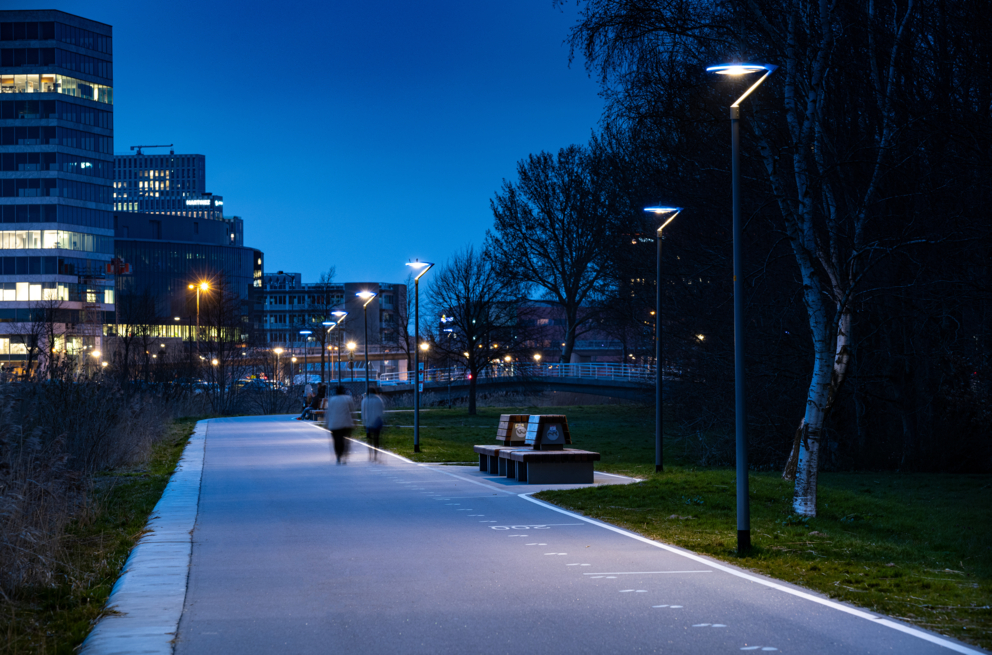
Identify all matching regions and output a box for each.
[619,589,635,593]
[635,590,647,593]
[456,509,473,511]
[605,576,617,579]
[567,563,580,566]
[508,535,528,537]
[590,576,604,579]
[652,605,668,608]
[670,605,683,608]
[521,493,985,655]
[713,624,727,628]
[693,624,711,627]
[582,571,711,576]
[580,564,591,566]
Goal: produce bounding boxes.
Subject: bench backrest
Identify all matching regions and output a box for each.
[525,415,571,450]
[496,414,530,445]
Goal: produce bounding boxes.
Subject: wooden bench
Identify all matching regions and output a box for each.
[305,398,328,421]
[473,414,529,473]
[497,415,601,484]
[501,448,601,484]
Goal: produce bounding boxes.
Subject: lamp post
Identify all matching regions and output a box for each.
[643,206,682,474]
[187,282,209,346]
[330,311,348,384]
[299,330,312,385]
[707,62,777,554]
[321,321,333,383]
[273,347,284,385]
[356,291,378,396]
[406,261,434,453]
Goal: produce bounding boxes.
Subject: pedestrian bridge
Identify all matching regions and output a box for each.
[375,363,657,401]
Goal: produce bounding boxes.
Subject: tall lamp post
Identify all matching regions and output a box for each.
[273,347,284,385]
[299,330,312,385]
[356,291,378,395]
[707,62,777,554]
[406,261,434,453]
[347,341,356,383]
[187,281,209,348]
[643,206,682,474]
[330,311,348,384]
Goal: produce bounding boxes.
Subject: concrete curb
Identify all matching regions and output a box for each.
[79,420,208,655]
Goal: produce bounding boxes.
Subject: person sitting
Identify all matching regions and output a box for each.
[296,383,327,420]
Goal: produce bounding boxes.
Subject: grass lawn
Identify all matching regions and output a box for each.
[372,405,992,650]
[1,418,199,655]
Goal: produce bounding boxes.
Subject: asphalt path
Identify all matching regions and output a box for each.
[174,416,982,655]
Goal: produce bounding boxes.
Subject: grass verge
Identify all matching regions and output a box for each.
[0,417,199,655]
[372,405,991,650]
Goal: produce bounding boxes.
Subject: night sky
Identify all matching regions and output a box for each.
[17,0,604,285]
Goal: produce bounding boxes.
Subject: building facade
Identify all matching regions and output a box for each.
[113,151,223,219]
[114,211,262,338]
[260,271,406,347]
[0,10,115,374]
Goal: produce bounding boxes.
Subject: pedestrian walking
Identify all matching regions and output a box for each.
[361,387,385,461]
[325,385,354,464]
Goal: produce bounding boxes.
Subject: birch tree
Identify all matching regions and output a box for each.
[560,0,977,515]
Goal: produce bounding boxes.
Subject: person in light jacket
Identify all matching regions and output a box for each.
[361,388,385,461]
[325,386,354,464]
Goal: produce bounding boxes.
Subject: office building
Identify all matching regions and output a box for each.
[113,150,223,219]
[260,271,407,376]
[0,10,114,375]
[113,211,261,338]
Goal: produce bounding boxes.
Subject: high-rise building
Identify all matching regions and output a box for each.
[0,10,114,376]
[113,151,223,219]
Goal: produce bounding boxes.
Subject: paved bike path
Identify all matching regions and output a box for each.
[174,415,983,654]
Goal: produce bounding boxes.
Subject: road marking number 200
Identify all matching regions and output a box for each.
[489,523,582,530]
[490,525,550,530]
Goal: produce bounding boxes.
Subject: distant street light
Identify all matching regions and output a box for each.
[707,61,777,554]
[406,260,434,452]
[643,205,682,475]
[347,340,357,383]
[356,291,378,395]
[328,311,348,384]
[299,329,312,385]
[188,281,210,350]
[274,347,284,385]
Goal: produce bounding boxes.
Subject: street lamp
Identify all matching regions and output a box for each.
[707,61,777,554]
[347,341,357,383]
[356,291,378,395]
[299,329,312,385]
[188,281,209,347]
[406,260,434,452]
[274,347,284,385]
[330,311,348,384]
[643,206,682,474]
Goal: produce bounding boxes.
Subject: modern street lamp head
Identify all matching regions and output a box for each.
[321,321,333,327]
[332,311,348,318]
[534,353,542,361]
[91,350,101,358]
[211,359,218,366]
[299,329,313,335]
[405,260,435,281]
[174,316,180,321]
[356,291,377,307]
[420,342,430,351]
[188,284,194,289]
[200,282,209,291]
[707,63,778,108]
[291,357,297,363]
[347,341,357,351]
[273,347,284,355]
[706,63,776,76]
[644,206,683,231]
[101,361,108,368]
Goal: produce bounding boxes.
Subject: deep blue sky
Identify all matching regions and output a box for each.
[22,0,604,284]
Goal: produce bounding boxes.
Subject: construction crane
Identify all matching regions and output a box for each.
[130,144,174,155]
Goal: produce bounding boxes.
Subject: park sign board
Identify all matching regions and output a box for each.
[525,415,571,451]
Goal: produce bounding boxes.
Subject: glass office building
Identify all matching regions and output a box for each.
[114,211,262,338]
[114,151,223,219]
[0,10,114,374]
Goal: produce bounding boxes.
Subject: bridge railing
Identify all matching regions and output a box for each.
[376,362,657,386]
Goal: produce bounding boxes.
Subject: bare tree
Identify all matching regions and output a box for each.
[425,246,525,414]
[488,142,627,362]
